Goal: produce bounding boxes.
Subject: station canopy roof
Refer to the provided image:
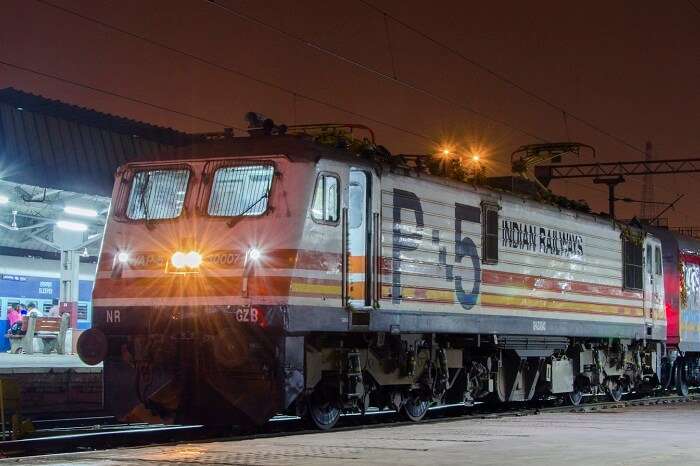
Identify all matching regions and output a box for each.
[0,179,110,259]
[0,87,198,258]
[0,87,193,197]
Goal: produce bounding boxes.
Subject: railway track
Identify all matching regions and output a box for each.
[1,393,697,458]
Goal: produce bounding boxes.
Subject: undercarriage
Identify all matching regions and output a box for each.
[95,309,664,430]
[296,332,663,429]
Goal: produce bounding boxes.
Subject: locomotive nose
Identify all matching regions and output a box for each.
[77,327,108,366]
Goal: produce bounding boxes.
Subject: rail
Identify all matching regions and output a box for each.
[1,392,697,458]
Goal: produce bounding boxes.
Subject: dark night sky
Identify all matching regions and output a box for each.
[1,0,699,223]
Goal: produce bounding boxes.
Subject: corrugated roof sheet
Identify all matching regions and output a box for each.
[0,87,194,196]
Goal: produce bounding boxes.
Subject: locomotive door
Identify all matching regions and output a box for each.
[644,240,662,324]
[347,169,372,308]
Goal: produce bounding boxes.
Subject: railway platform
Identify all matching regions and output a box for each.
[5,402,700,465]
[0,353,102,416]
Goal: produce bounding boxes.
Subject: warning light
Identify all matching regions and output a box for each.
[439,146,453,158]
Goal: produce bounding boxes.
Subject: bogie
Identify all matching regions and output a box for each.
[295,334,665,428]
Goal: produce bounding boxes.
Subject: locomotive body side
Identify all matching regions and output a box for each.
[295,157,667,426]
[376,172,666,340]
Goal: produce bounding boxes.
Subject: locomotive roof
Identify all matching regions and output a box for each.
[133,134,348,164]
[128,132,646,235]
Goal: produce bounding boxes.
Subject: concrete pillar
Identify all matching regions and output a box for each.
[59,249,80,329]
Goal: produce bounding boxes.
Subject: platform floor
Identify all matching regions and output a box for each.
[8,401,700,465]
[0,353,101,373]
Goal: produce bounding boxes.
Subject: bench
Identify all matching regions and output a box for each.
[7,314,70,355]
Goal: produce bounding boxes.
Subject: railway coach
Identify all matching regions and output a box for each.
[77,125,666,429]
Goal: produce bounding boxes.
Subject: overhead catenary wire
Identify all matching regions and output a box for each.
[356,0,696,209]
[33,0,686,164]
[201,0,546,141]
[357,0,649,156]
[32,0,435,145]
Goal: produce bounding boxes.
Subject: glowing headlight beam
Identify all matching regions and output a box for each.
[171,251,202,269]
[185,251,203,268]
[247,247,262,261]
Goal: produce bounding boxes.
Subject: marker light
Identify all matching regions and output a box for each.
[0,195,8,204]
[117,252,130,263]
[64,206,98,217]
[247,247,262,261]
[56,220,88,232]
[171,250,202,269]
[472,154,480,161]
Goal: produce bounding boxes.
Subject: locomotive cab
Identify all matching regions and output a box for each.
[80,137,333,425]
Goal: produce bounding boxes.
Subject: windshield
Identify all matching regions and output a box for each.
[126,169,190,220]
[208,165,274,216]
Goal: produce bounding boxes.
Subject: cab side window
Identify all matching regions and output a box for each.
[311,173,340,224]
[623,238,643,290]
[654,246,663,276]
[482,204,499,264]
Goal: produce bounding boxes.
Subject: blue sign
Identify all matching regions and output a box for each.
[0,274,93,301]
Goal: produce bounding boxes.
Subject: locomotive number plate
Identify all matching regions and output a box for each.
[532,320,546,332]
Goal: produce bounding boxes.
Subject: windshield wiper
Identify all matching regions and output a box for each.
[139,173,155,230]
[226,193,268,228]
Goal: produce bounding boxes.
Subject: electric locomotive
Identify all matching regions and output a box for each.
[78,124,669,429]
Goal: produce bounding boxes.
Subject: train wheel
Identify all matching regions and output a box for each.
[567,376,587,406]
[676,360,689,397]
[567,388,584,406]
[606,378,623,402]
[402,394,429,422]
[660,358,673,390]
[308,390,340,430]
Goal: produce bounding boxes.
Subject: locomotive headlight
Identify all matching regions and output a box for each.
[117,251,130,263]
[171,250,202,269]
[171,251,187,268]
[247,247,262,262]
[185,251,202,268]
